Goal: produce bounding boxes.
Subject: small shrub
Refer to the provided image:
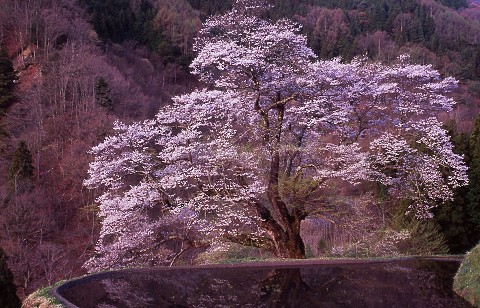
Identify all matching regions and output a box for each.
[327,221,449,258]
[390,209,449,255]
[317,239,329,254]
[397,219,449,255]
[329,241,371,258]
[305,245,314,259]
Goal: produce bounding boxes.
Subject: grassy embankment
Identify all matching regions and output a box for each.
[454,243,480,307]
[21,283,64,308]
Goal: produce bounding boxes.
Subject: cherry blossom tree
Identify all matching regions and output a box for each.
[84,0,467,270]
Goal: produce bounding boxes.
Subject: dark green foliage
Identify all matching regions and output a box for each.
[466,114,480,244]
[290,0,439,61]
[95,77,113,110]
[84,0,480,76]
[409,5,435,43]
[309,0,466,11]
[457,47,480,81]
[82,0,188,66]
[433,123,471,252]
[434,187,471,252]
[468,81,480,98]
[307,0,357,10]
[8,141,34,189]
[186,0,233,17]
[0,47,17,112]
[461,48,480,81]
[0,247,20,308]
[401,219,449,255]
[305,0,416,13]
[305,0,480,78]
[390,203,450,255]
[84,0,138,43]
[435,117,480,253]
[437,0,468,9]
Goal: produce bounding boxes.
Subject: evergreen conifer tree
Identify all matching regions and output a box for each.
[8,141,34,192]
[0,47,17,112]
[94,76,113,110]
[0,247,20,308]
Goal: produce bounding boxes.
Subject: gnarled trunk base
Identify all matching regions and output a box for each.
[271,229,305,259]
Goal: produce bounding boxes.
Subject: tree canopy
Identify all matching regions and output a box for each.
[84,0,467,271]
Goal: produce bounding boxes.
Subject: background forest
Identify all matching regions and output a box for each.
[0,0,480,300]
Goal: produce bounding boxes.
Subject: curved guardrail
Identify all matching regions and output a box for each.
[51,256,466,308]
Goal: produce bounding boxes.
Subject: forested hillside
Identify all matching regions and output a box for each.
[0,0,196,298]
[0,0,480,301]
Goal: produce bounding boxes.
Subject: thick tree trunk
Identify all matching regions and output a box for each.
[285,212,306,258]
[263,104,306,259]
[271,212,305,259]
[277,233,305,259]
